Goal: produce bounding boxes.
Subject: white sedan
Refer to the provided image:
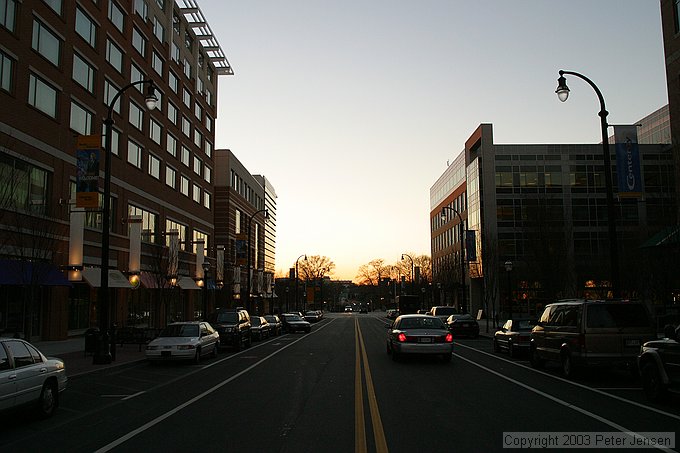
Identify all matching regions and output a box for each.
[0,338,68,418]
[146,321,219,363]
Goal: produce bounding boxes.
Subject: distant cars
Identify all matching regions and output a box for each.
[386,309,398,320]
[386,314,453,363]
[264,315,282,336]
[251,316,272,341]
[530,299,656,378]
[344,306,353,313]
[445,314,480,338]
[304,311,321,323]
[0,338,67,418]
[146,321,219,363]
[494,318,536,357]
[638,324,680,402]
[281,313,311,333]
[359,307,368,314]
[208,308,251,351]
[429,306,459,322]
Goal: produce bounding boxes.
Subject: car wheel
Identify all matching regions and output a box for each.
[493,339,500,353]
[508,342,516,358]
[37,381,58,418]
[529,346,544,369]
[641,362,667,402]
[561,352,574,378]
[212,343,218,358]
[194,348,201,364]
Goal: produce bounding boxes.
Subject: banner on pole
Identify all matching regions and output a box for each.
[614,125,643,198]
[75,135,101,208]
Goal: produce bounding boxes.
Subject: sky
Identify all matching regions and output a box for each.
[198,0,668,281]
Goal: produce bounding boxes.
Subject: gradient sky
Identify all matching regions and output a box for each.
[198,0,668,281]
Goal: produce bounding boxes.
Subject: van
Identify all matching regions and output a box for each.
[530,299,655,378]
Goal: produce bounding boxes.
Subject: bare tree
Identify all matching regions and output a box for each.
[354,259,388,286]
[298,255,335,281]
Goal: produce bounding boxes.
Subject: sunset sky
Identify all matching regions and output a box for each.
[199,0,668,281]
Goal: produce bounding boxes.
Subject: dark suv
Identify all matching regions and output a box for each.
[638,324,680,402]
[209,308,251,351]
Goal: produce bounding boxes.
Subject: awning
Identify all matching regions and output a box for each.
[0,260,72,286]
[177,276,201,290]
[81,268,133,288]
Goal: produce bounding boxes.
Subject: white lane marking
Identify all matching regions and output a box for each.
[456,342,680,422]
[94,319,336,453]
[122,391,145,401]
[454,353,675,453]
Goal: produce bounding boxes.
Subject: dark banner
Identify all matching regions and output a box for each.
[614,125,643,198]
[465,230,476,262]
[75,135,101,208]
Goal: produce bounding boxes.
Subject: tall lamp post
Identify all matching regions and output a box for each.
[556,70,619,298]
[94,80,157,365]
[505,260,513,321]
[441,206,466,313]
[294,254,307,312]
[245,208,268,314]
[202,261,210,319]
[401,254,414,293]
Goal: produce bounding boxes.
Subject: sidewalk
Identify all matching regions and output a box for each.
[32,337,147,377]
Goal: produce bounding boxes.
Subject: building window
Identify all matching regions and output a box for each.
[150,117,162,144]
[134,0,147,19]
[101,124,120,155]
[172,11,180,34]
[203,191,211,209]
[205,141,212,158]
[104,79,121,113]
[675,0,680,33]
[127,140,143,168]
[194,103,203,121]
[132,27,146,57]
[106,39,123,73]
[1,0,16,32]
[181,116,190,137]
[168,70,178,93]
[44,0,62,15]
[193,130,202,148]
[108,1,124,33]
[193,156,202,176]
[182,87,191,107]
[128,204,157,243]
[165,219,187,250]
[180,175,189,196]
[70,101,92,135]
[28,74,57,118]
[131,63,144,93]
[167,101,177,124]
[192,184,200,203]
[75,8,97,48]
[32,19,61,66]
[0,50,14,92]
[183,58,191,79]
[153,16,165,42]
[129,101,143,130]
[205,115,212,132]
[193,230,208,255]
[165,166,176,189]
[152,50,163,75]
[205,89,212,106]
[1,154,49,212]
[204,166,211,183]
[166,133,177,157]
[235,209,241,234]
[148,154,160,179]
[181,146,190,166]
[184,32,193,51]
[72,53,95,93]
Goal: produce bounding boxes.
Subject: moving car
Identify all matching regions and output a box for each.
[0,338,67,418]
[637,324,680,402]
[280,313,311,333]
[494,318,537,357]
[445,313,480,338]
[264,315,282,336]
[146,321,220,363]
[344,306,353,313]
[386,314,453,363]
[530,299,656,378]
[386,309,398,320]
[429,306,459,322]
[304,311,321,323]
[208,308,251,351]
[251,316,271,341]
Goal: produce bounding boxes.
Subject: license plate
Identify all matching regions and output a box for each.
[624,339,640,347]
[420,337,432,343]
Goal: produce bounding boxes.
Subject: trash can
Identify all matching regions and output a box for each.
[84,328,100,356]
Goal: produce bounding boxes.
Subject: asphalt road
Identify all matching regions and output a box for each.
[1,312,679,453]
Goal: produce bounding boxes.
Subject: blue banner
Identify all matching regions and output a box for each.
[614,125,643,198]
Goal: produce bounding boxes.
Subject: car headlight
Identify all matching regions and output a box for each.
[146,345,158,350]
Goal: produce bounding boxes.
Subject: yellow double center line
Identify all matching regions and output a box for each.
[354,317,388,453]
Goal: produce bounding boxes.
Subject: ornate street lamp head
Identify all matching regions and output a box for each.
[145,82,158,110]
[555,72,570,102]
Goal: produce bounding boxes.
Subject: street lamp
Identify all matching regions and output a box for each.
[441,206,466,313]
[505,260,513,322]
[556,70,619,298]
[94,80,157,365]
[295,254,307,312]
[401,254,414,293]
[245,208,268,314]
[202,261,211,319]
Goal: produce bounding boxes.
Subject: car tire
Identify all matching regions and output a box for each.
[194,348,201,364]
[561,352,574,378]
[212,343,218,358]
[493,339,500,353]
[530,346,544,369]
[508,342,516,358]
[641,362,667,402]
[37,381,58,418]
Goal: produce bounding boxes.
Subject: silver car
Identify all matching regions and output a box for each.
[386,314,454,363]
[146,321,220,363]
[0,338,68,418]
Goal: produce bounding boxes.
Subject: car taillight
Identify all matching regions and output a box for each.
[445,333,453,343]
[397,333,407,342]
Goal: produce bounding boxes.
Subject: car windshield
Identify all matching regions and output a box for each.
[285,315,302,321]
[515,319,536,331]
[586,304,651,328]
[159,324,199,338]
[212,312,239,323]
[251,318,261,326]
[453,314,473,321]
[265,316,277,323]
[398,317,445,330]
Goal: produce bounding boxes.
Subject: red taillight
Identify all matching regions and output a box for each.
[397,333,407,342]
[445,333,453,343]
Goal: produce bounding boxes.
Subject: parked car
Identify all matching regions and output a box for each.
[494,318,537,357]
[429,306,459,322]
[530,299,656,378]
[304,311,321,323]
[386,309,398,319]
[386,314,454,363]
[145,321,219,363]
[264,315,282,336]
[251,316,271,341]
[280,313,311,333]
[637,324,680,402]
[0,338,67,418]
[446,313,480,338]
[208,308,251,351]
[359,306,368,314]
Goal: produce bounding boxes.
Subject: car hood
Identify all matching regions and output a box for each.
[149,336,199,346]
